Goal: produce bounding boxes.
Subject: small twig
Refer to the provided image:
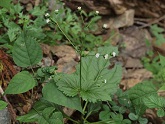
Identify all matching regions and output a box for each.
[134,21,147,26]
[134,18,152,22]
[139,15,165,29]
[0,85,17,123]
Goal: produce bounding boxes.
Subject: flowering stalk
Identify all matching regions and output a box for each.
[50,17,80,53]
[86,10,100,28]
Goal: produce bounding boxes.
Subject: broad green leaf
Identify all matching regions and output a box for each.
[122,119,131,124]
[5,71,36,94]
[112,106,119,112]
[56,46,122,102]
[38,107,63,124]
[30,6,47,16]
[17,110,39,122]
[12,33,42,67]
[123,81,157,117]
[156,67,165,82]
[158,84,165,92]
[151,24,164,34]
[159,54,165,67]
[0,0,12,9]
[157,109,165,117]
[123,81,157,105]
[50,112,63,124]
[87,102,102,116]
[17,100,57,123]
[150,25,165,45]
[17,100,51,122]
[0,100,7,110]
[110,113,123,121]
[42,80,83,113]
[138,117,148,124]
[143,94,165,108]
[42,107,55,119]
[128,113,138,121]
[13,3,23,13]
[119,107,126,114]
[134,104,146,117]
[7,27,20,42]
[99,111,111,121]
[156,35,165,45]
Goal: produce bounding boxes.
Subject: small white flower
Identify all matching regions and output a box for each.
[77,6,81,10]
[48,76,52,80]
[104,79,107,83]
[96,10,99,14]
[103,24,108,29]
[45,13,50,17]
[46,19,50,23]
[55,9,59,13]
[95,53,100,58]
[104,54,109,59]
[112,52,116,57]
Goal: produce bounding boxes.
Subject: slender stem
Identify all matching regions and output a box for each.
[80,13,85,25]
[65,116,79,124]
[83,101,88,114]
[81,101,88,123]
[106,101,117,114]
[30,67,35,75]
[50,18,80,53]
[86,17,95,29]
[84,112,92,121]
[30,66,35,99]
[80,52,82,90]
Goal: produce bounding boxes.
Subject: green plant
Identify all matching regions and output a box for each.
[131,24,165,120]
[0,99,7,110]
[0,0,108,52]
[150,24,165,45]
[0,1,47,53]
[13,43,122,123]
[142,24,165,75]
[46,5,106,50]
[0,1,125,124]
[2,1,165,124]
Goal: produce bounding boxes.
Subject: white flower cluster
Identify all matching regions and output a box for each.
[45,13,51,23]
[104,54,108,59]
[96,11,99,14]
[112,52,116,57]
[46,19,50,23]
[95,51,116,59]
[45,13,50,17]
[55,9,59,13]
[77,6,81,10]
[103,24,108,29]
[95,53,100,58]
